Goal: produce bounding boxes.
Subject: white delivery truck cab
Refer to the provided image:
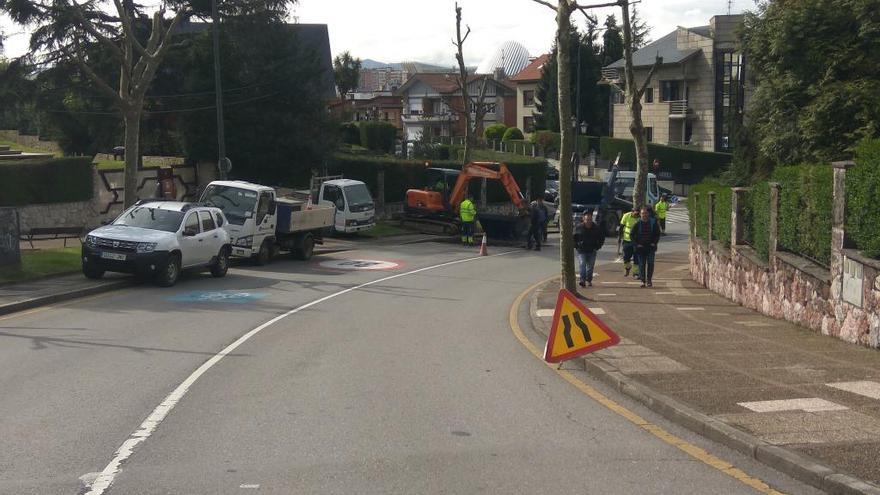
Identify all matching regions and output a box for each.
[600,170,661,207]
[314,178,376,233]
[200,180,335,264]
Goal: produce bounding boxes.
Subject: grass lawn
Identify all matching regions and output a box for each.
[359,221,411,238]
[0,247,81,284]
[0,140,61,157]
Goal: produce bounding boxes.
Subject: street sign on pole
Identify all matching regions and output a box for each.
[544,289,620,363]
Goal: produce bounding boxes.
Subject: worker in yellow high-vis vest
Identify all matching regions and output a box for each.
[655,194,669,235]
[619,206,640,278]
[459,194,477,246]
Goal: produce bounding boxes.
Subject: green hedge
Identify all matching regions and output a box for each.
[530,131,600,156]
[502,127,524,141]
[773,164,833,266]
[0,157,94,206]
[689,180,732,244]
[599,137,732,185]
[849,139,880,258]
[329,152,546,204]
[484,124,507,141]
[340,123,360,145]
[358,121,396,153]
[745,182,771,261]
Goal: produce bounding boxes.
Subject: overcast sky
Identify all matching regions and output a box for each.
[1,0,752,63]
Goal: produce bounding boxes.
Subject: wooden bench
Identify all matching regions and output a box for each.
[20,227,86,249]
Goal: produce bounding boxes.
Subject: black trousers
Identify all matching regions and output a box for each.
[527,224,543,249]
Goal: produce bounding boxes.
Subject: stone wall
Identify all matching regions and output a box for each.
[0,208,21,268]
[689,162,880,349]
[0,130,61,153]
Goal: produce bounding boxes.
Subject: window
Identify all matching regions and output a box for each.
[384,112,389,121]
[199,211,216,232]
[184,213,200,234]
[523,116,535,133]
[256,192,272,224]
[716,51,745,151]
[645,127,653,142]
[644,88,653,103]
[324,185,344,211]
[660,80,682,102]
[523,90,535,107]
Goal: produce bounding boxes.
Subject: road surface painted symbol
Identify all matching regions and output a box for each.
[167,291,267,303]
[319,259,400,270]
[544,289,620,363]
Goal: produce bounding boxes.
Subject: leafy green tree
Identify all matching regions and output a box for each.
[601,15,624,66]
[333,51,362,97]
[502,127,524,141]
[741,0,880,167]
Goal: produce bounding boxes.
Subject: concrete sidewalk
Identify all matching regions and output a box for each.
[528,252,880,495]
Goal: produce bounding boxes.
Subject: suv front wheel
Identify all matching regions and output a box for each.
[156,253,181,287]
[211,247,230,277]
[83,263,105,280]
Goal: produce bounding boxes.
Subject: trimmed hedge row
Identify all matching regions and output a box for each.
[599,137,732,185]
[0,157,94,206]
[745,182,771,261]
[688,180,732,245]
[329,152,546,204]
[358,121,396,153]
[773,164,833,266]
[849,139,880,258]
[530,131,600,156]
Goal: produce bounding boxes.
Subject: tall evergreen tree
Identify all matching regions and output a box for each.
[601,15,624,67]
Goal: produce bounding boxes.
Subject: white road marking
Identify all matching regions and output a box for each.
[597,293,617,297]
[827,381,880,400]
[601,281,622,285]
[712,313,730,316]
[737,398,849,413]
[676,307,705,311]
[240,484,260,489]
[535,309,554,317]
[82,251,517,495]
[735,321,773,327]
[588,307,606,315]
[655,291,676,295]
[626,282,643,285]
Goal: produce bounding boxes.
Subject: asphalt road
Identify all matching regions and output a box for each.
[0,212,821,494]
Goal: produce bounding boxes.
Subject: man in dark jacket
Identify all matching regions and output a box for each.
[574,210,605,287]
[527,196,548,251]
[629,206,661,287]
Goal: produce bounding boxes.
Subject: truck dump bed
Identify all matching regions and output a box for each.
[275,198,335,234]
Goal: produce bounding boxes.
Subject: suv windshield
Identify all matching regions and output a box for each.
[200,185,259,225]
[344,184,373,207]
[114,206,184,232]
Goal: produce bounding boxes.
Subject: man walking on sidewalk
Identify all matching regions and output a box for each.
[619,206,640,278]
[574,210,604,287]
[459,194,477,246]
[630,206,661,287]
[527,196,548,251]
[655,194,669,235]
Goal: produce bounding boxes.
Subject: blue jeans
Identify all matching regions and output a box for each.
[637,248,655,282]
[578,251,597,283]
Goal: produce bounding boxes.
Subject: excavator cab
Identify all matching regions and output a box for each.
[405,168,461,217]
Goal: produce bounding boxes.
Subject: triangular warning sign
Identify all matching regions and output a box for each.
[544,289,620,363]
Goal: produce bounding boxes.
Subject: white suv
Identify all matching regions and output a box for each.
[82,201,232,286]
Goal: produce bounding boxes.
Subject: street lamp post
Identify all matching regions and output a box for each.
[212,0,227,180]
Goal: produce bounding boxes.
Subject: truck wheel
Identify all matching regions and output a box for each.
[255,241,272,266]
[83,263,104,280]
[294,234,315,260]
[210,247,230,277]
[604,212,619,237]
[156,254,180,287]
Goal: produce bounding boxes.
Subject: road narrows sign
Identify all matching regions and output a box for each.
[543,289,620,363]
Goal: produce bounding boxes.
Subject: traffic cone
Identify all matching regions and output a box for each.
[479,234,488,256]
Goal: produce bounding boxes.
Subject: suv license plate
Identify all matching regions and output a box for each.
[101,252,127,261]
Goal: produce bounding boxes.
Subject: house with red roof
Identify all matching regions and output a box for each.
[509,54,550,138]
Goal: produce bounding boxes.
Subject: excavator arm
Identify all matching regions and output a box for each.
[448,162,529,213]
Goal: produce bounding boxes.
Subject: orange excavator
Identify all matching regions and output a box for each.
[403,162,531,238]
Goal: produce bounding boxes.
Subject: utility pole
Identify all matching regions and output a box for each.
[574,31,582,180]
[212,0,227,180]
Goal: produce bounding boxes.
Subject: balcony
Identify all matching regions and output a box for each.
[667,100,694,119]
[601,68,621,83]
[401,111,456,124]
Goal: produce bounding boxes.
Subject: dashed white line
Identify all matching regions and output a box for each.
[676,307,705,311]
[738,398,848,413]
[240,484,260,489]
[597,293,617,297]
[827,381,880,400]
[82,251,516,495]
[535,309,554,317]
[588,307,606,315]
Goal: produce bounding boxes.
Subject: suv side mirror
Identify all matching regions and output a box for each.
[183,227,198,237]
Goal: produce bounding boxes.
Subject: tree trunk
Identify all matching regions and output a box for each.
[123,110,141,208]
[621,0,649,208]
[556,1,577,292]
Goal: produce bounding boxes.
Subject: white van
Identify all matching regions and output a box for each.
[315,178,376,233]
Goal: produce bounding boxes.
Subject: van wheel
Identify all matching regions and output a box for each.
[156,254,180,287]
[255,241,272,266]
[83,264,104,280]
[294,234,315,260]
[211,247,230,277]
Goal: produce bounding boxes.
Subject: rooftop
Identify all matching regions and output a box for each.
[605,28,704,69]
[509,54,551,83]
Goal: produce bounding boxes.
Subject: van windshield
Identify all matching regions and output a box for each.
[344,184,373,208]
[114,207,184,232]
[201,185,258,225]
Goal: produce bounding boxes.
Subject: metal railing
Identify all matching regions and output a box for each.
[668,100,689,115]
[601,68,621,81]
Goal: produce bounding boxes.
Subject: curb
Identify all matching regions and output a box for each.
[526,279,880,495]
[0,279,132,317]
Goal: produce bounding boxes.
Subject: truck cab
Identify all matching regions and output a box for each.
[604,170,660,207]
[200,180,278,260]
[316,178,376,233]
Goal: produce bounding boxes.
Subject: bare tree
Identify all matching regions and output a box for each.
[5,0,190,207]
[531,0,620,293]
[618,0,661,207]
[452,3,488,163]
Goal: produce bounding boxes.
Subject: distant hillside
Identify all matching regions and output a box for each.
[360,59,403,70]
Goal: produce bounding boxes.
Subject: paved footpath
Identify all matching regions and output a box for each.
[528,251,880,494]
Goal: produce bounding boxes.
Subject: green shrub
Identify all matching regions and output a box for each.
[0,157,94,206]
[849,138,880,258]
[358,121,396,153]
[599,137,732,185]
[529,131,599,156]
[340,123,360,145]
[773,164,833,266]
[712,186,732,246]
[484,124,507,141]
[688,180,731,246]
[502,127,524,141]
[745,182,771,261]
